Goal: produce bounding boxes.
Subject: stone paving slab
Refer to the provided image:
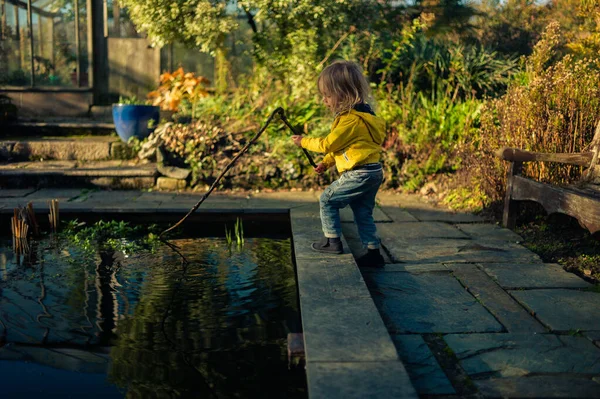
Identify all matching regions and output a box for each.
[14,188,83,201]
[479,263,592,289]
[378,221,469,240]
[164,200,249,210]
[474,376,600,398]
[511,289,600,331]
[381,237,466,264]
[451,265,546,333]
[444,333,600,377]
[366,272,504,333]
[379,206,420,223]
[372,263,450,273]
[585,331,600,346]
[454,240,543,264]
[0,189,36,198]
[306,361,418,399]
[135,192,178,201]
[155,195,251,211]
[456,223,524,242]
[376,192,436,208]
[391,335,456,395]
[63,201,164,212]
[382,237,543,265]
[246,198,306,209]
[0,189,84,210]
[405,208,485,223]
[296,258,372,300]
[86,204,163,212]
[376,193,485,223]
[300,296,400,362]
[77,190,142,202]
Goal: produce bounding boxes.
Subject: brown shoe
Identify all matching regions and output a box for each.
[311,237,343,254]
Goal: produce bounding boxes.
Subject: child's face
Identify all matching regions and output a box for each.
[322,93,334,112]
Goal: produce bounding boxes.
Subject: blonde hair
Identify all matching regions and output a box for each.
[318,60,372,115]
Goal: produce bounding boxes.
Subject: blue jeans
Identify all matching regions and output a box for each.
[319,164,383,249]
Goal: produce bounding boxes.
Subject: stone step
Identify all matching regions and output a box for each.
[0,160,157,189]
[89,105,113,121]
[1,117,115,136]
[0,137,135,161]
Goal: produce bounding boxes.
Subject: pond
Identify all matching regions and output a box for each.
[0,222,306,398]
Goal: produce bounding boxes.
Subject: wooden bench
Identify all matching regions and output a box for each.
[499,123,600,236]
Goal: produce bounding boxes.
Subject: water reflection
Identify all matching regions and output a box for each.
[0,237,305,398]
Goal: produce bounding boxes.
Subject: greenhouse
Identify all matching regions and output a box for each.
[0,0,219,117]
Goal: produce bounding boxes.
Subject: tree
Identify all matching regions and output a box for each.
[117,0,391,92]
[472,0,550,56]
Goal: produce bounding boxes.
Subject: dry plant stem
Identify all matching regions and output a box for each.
[11,208,30,255]
[11,208,17,237]
[160,107,316,238]
[49,199,59,233]
[26,202,39,236]
[13,237,29,255]
[11,208,28,239]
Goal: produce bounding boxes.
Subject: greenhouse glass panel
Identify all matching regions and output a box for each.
[0,2,32,85]
[0,0,89,87]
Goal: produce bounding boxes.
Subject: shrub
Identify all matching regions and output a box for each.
[147,68,210,117]
[149,118,333,190]
[466,22,600,205]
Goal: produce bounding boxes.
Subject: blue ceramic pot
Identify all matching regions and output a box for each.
[112,104,160,142]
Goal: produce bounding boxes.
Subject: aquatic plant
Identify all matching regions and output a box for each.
[60,220,161,255]
[225,224,233,246]
[224,218,244,248]
[234,218,244,246]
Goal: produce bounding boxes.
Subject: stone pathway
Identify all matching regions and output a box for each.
[349,192,600,398]
[1,188,599,398]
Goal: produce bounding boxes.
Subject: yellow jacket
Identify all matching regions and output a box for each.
[301,108,386,173]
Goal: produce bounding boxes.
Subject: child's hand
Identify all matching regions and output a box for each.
[291,135,303,147]
[314,163,328,174]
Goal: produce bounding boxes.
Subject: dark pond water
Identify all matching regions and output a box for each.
[0,234,305,398]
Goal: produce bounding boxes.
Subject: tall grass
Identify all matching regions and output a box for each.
[375,34,512,191]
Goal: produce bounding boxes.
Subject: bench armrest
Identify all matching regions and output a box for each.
[497,147,594,167]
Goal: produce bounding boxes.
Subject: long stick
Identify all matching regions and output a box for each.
[159,107,316,238]
[279,110,317,168]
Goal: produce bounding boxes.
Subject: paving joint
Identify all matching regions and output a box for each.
[421,334,484,398]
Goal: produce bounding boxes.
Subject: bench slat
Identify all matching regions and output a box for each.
[498,147,594,166]
[511,175,600,234]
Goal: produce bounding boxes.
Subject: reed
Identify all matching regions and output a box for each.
[49,199,59,233]
[11,208,30,255]
[234,218,244,246]
[26,202,39,236]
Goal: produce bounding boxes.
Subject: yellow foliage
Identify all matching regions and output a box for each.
[147,67,210,112]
